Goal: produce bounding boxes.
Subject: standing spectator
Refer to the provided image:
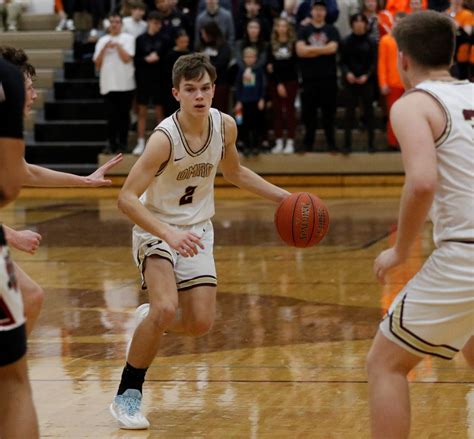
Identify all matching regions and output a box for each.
[445,0,473,80]
[236,0,272,40]
[123,1,148,38]
[55,0,75,31]
[296,0,340,153]
[93,13,136,153]
[334,0,360,39]
[164,29,191,115]
[195,0,235,49]
[295,0,339,29]
[154,0,193,43]
[362,0,380,41]
[377,12,406,150]
[235,18,269,69]
[234,46,266,156]
[133,11,170,154]
[198,21,233,112]
[340,13,377,154]
[0,0,29,32]
[267,17,298,154]
[197,0,233,13]
[386,0,427,14]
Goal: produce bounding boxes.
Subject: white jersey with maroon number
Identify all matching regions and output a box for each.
[139,108,225,226]
[415,80,474,246]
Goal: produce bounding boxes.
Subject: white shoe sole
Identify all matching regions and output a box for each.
[109,403,149,430]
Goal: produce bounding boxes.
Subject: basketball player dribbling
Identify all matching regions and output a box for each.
[110,53,290,429]
[0,57,39,438]
[367,11,474,439]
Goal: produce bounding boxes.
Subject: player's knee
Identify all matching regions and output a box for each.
[184,317,213,337]
[24,283,44,321]
[148,301,177,330]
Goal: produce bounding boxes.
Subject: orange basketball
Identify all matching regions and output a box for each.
[274,193,330,248]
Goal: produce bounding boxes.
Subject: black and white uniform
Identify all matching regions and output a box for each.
[380,80,474,360]
[133,108,225,291]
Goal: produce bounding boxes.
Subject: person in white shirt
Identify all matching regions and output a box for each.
[94,12,136,153]
[122,0,147,38]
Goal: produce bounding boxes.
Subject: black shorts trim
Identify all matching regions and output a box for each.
[178,283,218,292]
[0,324,27,366]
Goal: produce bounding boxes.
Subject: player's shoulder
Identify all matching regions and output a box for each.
[393,89,438,115]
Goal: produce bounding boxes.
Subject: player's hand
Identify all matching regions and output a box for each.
[373,247,406,284]
[166,231,204,258]
[84,153,123,187]
[9,230,42,254]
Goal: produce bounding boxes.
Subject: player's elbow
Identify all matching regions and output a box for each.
[410,178,437,198]
[117,191,133,215]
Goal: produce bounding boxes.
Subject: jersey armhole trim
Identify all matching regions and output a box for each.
[405,88,451,148]
[219,110,225,159]
[153,127,173,177]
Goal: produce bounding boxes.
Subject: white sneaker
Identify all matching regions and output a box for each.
[132,138,145,155]
[55,18,66,31]
[7,24,17,31]
[283,139,294,154]
[110,389,150,430]
[272,138,284,154]
[126,304,150,359]
[66,19,75,31]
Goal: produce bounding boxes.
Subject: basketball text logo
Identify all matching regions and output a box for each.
[300,203,310,240]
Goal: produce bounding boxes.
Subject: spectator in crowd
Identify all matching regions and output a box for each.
[296,0,340,153]
[195,0,235,49]
[334,0,360,39]
[93,12,136,153]
[295,0,339,29]
[340,13,377,154]
[234,46,267,156]
[386,0,427,14]
[197,21,232,112]
[123,1,147,38]
[153,0,193,43]
[235,18,269,69]
[236,0,272,40]
[429,0,450,11]
[445,0,473,80]
[164,29,191,115]
[0,0,29,32]
[133,11,170,154]
[377,11,406,150]
[55,0,75,31]
[197,0,233,13]
[362,0,380,41]
[267,17,298,154]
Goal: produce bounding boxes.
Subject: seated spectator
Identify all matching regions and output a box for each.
[0,0,29,32]
[164,29,191,115]
[133,10,170,154]
[93,13,136,153]
[197,21,232,112]
[123,0,147,37]
[195,0,235,49]
[377,12,406,150]
[267,17,298,154]
[340,13,377,154]
[234,46,267,156]
[235,18,269,69]
[236,0,272,40]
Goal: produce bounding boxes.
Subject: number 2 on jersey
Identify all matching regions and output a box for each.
[179,186,197,206]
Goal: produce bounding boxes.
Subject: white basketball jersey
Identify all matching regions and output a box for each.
[139,108,225,226]
[415,80,474,246]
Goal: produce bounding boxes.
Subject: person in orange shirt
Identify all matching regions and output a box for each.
[386,0,427,14]
[378,12,406,149]
[445,0,473,79]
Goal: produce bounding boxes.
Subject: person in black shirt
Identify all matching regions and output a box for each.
[340,13,377,153]
[154,0,193,45]
[0,57,40,439]
[133,11,171,154]
[296,0,340,152]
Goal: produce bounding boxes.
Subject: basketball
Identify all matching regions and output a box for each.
[274,193,330,247]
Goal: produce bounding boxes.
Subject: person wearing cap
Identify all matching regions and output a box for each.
[296,0,340,153]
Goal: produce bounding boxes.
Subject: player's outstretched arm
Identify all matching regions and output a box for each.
[117,132,203,257]
[22,154,123,187]
[220,114,290,203]
[2,225,42,255]
[374,92,439,283]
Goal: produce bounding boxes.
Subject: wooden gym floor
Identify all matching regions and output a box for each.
[3,190,473,438]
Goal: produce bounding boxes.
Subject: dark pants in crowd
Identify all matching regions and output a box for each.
[272,80,298,140]
[104,90,134,152]
[343,81,375,153]
[62,0,107,28]
[240,102,265,155]
[300,79,338,152]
